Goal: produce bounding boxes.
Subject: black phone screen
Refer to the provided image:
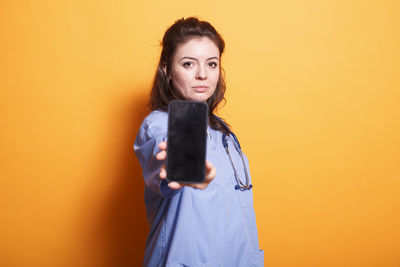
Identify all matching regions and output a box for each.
[166,100,208,183]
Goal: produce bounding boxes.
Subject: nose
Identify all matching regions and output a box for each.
[195,64,207,80]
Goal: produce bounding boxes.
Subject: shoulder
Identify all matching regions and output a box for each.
[137,110,168,142]
[144,109,168,122]
[141,110,168,132]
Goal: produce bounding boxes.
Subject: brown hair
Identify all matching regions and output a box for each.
[148,17,229,132]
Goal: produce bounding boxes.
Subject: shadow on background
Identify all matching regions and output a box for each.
[92,90,150,267]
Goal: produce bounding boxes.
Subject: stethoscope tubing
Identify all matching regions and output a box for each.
[215,115,253,190]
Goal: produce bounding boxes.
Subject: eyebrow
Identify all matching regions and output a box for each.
[179,56,219,61]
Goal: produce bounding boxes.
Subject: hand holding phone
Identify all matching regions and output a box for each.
[166,100,208,183]
[156,101,216,189]
[156,140,216,190]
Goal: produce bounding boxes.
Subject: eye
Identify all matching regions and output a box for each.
[208,61,218,68]
[182,61,193,68]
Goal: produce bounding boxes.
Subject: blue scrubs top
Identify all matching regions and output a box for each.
[134,110,264,267]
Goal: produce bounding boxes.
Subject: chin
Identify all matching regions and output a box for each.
[188,97,209,102]
[187,93,213,102]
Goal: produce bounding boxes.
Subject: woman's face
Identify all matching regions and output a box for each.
[168,37,220,102]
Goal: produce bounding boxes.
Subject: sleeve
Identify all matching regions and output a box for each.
[134,112,179,198]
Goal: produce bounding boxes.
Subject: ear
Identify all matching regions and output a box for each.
[162,64,172,80]
[162,65,167,76]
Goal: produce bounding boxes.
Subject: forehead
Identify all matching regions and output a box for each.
[174,37,220,59]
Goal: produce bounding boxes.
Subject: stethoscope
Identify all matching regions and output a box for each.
[215,116,253,191]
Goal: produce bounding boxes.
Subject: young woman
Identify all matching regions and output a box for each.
[134,17,264,267]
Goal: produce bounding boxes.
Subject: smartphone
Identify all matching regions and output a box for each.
[166,100,208,183]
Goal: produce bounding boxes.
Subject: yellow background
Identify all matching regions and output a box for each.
[1,0,399,266]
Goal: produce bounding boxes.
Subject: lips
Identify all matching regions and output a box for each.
[192,85,209,92]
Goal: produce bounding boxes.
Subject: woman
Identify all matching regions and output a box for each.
[134,17,264,267]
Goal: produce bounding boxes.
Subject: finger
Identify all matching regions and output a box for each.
[191,183,206,190]
[205,168,216,182]
[205,160,213,171]
[156,150,167,160]
[159,166,166,179]
[205,161,216,180]
[158,141,167,150]
[168,182,183,190]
